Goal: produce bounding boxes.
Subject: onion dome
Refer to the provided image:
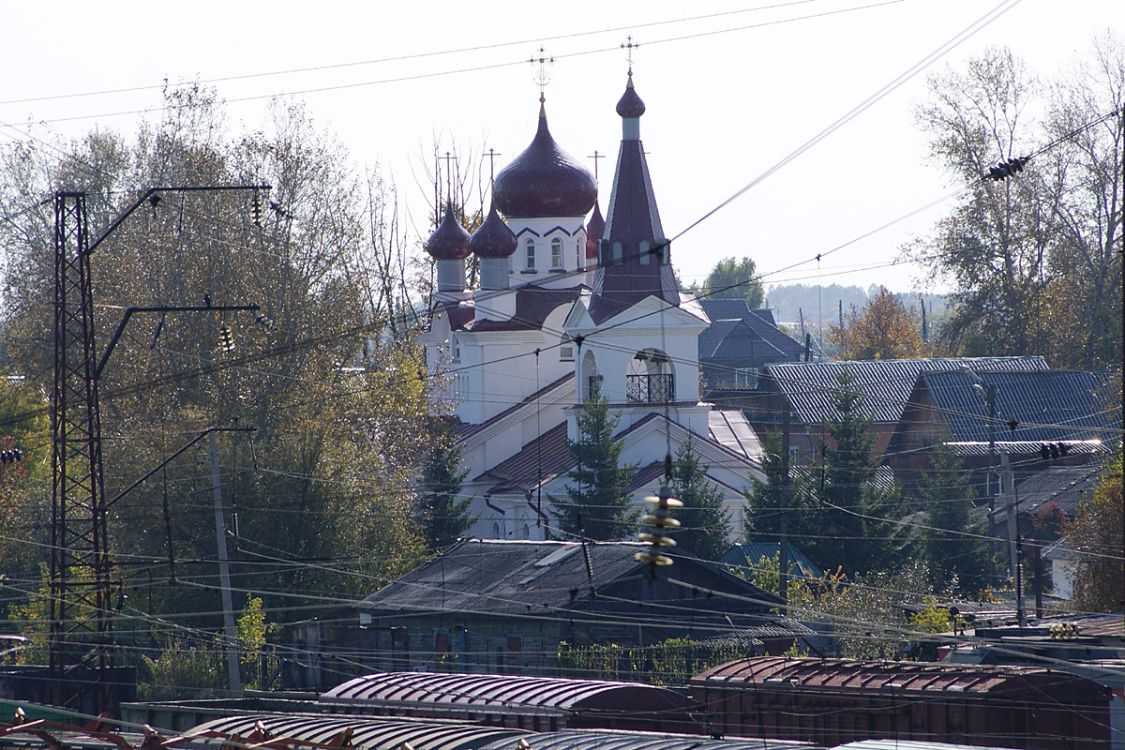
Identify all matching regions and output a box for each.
[470,201,517,258]
[585,201,605,259]
[616,73,646,118]
[493,101,598,219]
[424,201,471,260]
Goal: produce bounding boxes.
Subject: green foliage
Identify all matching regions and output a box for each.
[236,595,280,690]
[139,637,225,701]
[910,596,968,634]
[791,561,948,659]
[913,42,1123,368]
[829,287,926,361]
[420,417,473,550]
[0,378,50,584]
[553,382,637,540]
[912,443,989,592]
[1065,451,1124,612]
[669,437,730,560]
[817,370,907,574]
[700,257,764,309]
[744,431,821,560]
[557,637,755,686]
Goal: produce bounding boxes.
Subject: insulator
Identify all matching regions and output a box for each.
[633,551,674,566]
[638,533,676,547]
[218,324,236,353]
[644,495,684,509]
[642,515,681,528]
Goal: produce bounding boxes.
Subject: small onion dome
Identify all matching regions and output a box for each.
[470,201,517,258]
[424,201,471,260]
[616,74,646,118]
[585,201,605,259]
[493,102,597,219]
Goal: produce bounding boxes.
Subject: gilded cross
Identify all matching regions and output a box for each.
[529,47,554,102]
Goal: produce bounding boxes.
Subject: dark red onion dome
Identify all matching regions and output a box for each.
[424,201,471,260]
[470,201,517,258]
[616,74,646,117]
[493,102,598,219]
[585,201,605,259]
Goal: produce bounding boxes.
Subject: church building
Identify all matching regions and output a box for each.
[421,71,763,543]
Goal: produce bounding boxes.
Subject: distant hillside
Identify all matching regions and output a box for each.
[764,283,949,327]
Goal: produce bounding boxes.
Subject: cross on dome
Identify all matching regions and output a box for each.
[529,46,554,103]
[621,35,639,75]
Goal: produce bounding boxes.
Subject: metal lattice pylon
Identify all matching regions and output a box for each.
[49,192,112,708]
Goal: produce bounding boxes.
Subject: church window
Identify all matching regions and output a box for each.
[550,237,563,268]
[576,238,582,268]
[639,240,651,265]
[525,238,536,270]
[559,335,574,362]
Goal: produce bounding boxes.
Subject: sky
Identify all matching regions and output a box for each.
[0,0,1118,304]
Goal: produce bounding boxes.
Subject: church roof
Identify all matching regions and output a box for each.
[470,201,518,258]
[465,285,585,332]
[424,201,471,260]
[616,73,646,117]
[493,101,598,219]
[585,201,605,260]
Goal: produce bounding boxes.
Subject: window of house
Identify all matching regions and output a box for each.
[551,237,563,268]
[525,238,536,270]
[735,367,759,388]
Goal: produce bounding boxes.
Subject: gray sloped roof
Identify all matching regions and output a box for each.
[919,369,1117,443]
[765,357,1048,424]
[480,730,816,750]
[1013,464,1103,517]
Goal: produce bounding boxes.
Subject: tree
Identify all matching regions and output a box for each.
[420,417,473,550]
[817,371,905,574]
[1064,452,1123,613]
[744,431,823,563]
[912,42,1123,367]
[553,382,637,541]
[829,287,925,361]
[700,257,764,309]
[912,443,989,593]
[668,437,730,560]
[0,86,433,633]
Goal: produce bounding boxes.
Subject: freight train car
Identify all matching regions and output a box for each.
[690,657,1110,750]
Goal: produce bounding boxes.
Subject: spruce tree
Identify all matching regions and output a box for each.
[420,418,473,550]
[553,382,637,540]
[669,436,730,560]
[819,370,904,574]
[744,430,822,566]
[916,442,989,592]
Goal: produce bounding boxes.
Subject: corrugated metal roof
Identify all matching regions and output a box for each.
[765,357,1047,424]
[321,672,692,714]
[835,741,1019,750]
[185,715,521,750]
[691,656,1101,696]
[943,440,1106,457]
[919,370,1116,443]
[708,410,762,460]
[479,730,817,750]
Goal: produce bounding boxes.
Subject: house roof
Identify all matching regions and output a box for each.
[473,410,760,495]
[359,539,776,618]
[917,370,1117,443]
[697,302,802,365]
[765,357,1048,424]
[721,542,824,580]
[1014,464,1103,517]
[481,731,814,750]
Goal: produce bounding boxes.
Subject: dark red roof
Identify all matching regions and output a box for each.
[468,285,584,332]
[425,201,471,260]
[471,201,518,258]
[585,202,604,259]
[493,102,598,219]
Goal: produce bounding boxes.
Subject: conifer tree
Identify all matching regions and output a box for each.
[669,436,730,560]
[420,418,473,550]
[744,431,821,565]
[818,370,904,574]
[553,382,637,541]
[914,442,989,592]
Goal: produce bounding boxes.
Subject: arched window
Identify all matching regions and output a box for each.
[582,349,600,401]
[575,238,583,268]
[525,238,536,270]
[626,348,674,403]
[550,237,563,268]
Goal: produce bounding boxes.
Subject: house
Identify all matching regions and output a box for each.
[288,539,810,691]
[747,356,1048,466]
[696,300,803,392]
[421,71,765,543]
[887,369,1117,499]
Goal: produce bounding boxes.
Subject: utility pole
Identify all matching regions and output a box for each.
[210,431,243,695]
[1000,453,1025,627]
[778,409,791,614]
